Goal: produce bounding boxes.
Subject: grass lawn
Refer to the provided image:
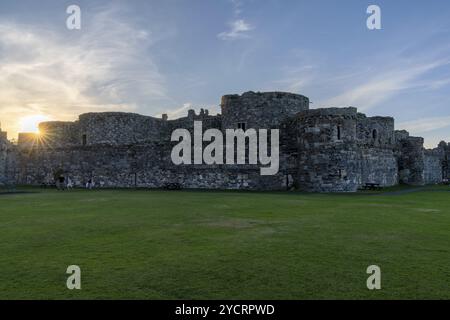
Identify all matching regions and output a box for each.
[0,186,449,299]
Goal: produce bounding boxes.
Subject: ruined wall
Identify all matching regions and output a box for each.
[290,108,398,192]
[441,142,450,181]
[424,149,443,184]
[36,113,165,149]
[393,130,444,185]
[357,115,395,147]
[15,143,288,191]
[422,141,448,184]
[5,91,449,192]
[0,130,18,186]
[16,143,162,187]
[0,131,8,185]
[14,107,288,190]
[163,109,222,141]
[356,115,398,186]
[358,149,398,186]
[78,112,163,146]
[39,121,80,147]
[18,133,39,150]
[221,91,309,130]
[395,134,425,185]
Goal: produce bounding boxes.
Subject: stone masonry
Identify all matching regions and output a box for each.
[1,91,449,192]
[0,126,12,186]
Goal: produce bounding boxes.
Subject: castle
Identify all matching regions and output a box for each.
[0,91,449,192]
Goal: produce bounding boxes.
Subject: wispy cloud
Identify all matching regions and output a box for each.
[397,116,450,134]
[231,0,244,16]
[165,103,193,119]
[218,19,253,40]
[218,0,253,40]
[271,65,317,93]
[0,5,168,138]
[269,42,450,147]
[320,60,450,110]
[322,60,449,111]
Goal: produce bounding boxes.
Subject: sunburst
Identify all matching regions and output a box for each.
[19,115,51,134]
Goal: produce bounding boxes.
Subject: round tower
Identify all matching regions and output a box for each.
[294,107,359,192]
[221,91,309,130]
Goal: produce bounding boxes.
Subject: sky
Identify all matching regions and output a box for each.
[0,0,449,147]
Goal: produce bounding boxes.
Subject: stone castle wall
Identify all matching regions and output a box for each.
[289,107,398,192]
[441,142,450,181]
[293,107,360,192]
[358,148,398,187]
[37,121,79,147]
[394,133,448,185]
[14,140,288,190]
[0,130,8,185]
[0,130,17,186]
[395,135,426,185]
[1,91,448,192]
[39,113,164,148]
[424,149,444,184]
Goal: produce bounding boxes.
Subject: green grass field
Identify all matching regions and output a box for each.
[0,186,449,299]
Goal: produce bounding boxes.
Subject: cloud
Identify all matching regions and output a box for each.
[415,77,450,90]
[218,19,253,40]
[166,103,193,119]
[218,0,253,40]
[320,60,450,111]
[397,116,450,134]
[271,65,317,93]
[231,0,244,16]
[0,5,169,138]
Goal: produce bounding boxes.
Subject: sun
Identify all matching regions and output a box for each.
[19,115,51,134]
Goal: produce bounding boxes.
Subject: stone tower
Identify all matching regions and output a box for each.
[221,91,309,130]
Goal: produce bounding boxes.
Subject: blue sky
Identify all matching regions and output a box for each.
[0,0,449,147]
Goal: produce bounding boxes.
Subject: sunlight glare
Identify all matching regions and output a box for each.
[19,115,51,134]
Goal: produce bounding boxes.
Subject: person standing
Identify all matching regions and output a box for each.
[58,175,65,191]
[86,178,93,190]
[67,177,73,190]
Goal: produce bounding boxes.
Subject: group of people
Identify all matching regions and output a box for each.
[55,175,95,191]
[56,175,72,191]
